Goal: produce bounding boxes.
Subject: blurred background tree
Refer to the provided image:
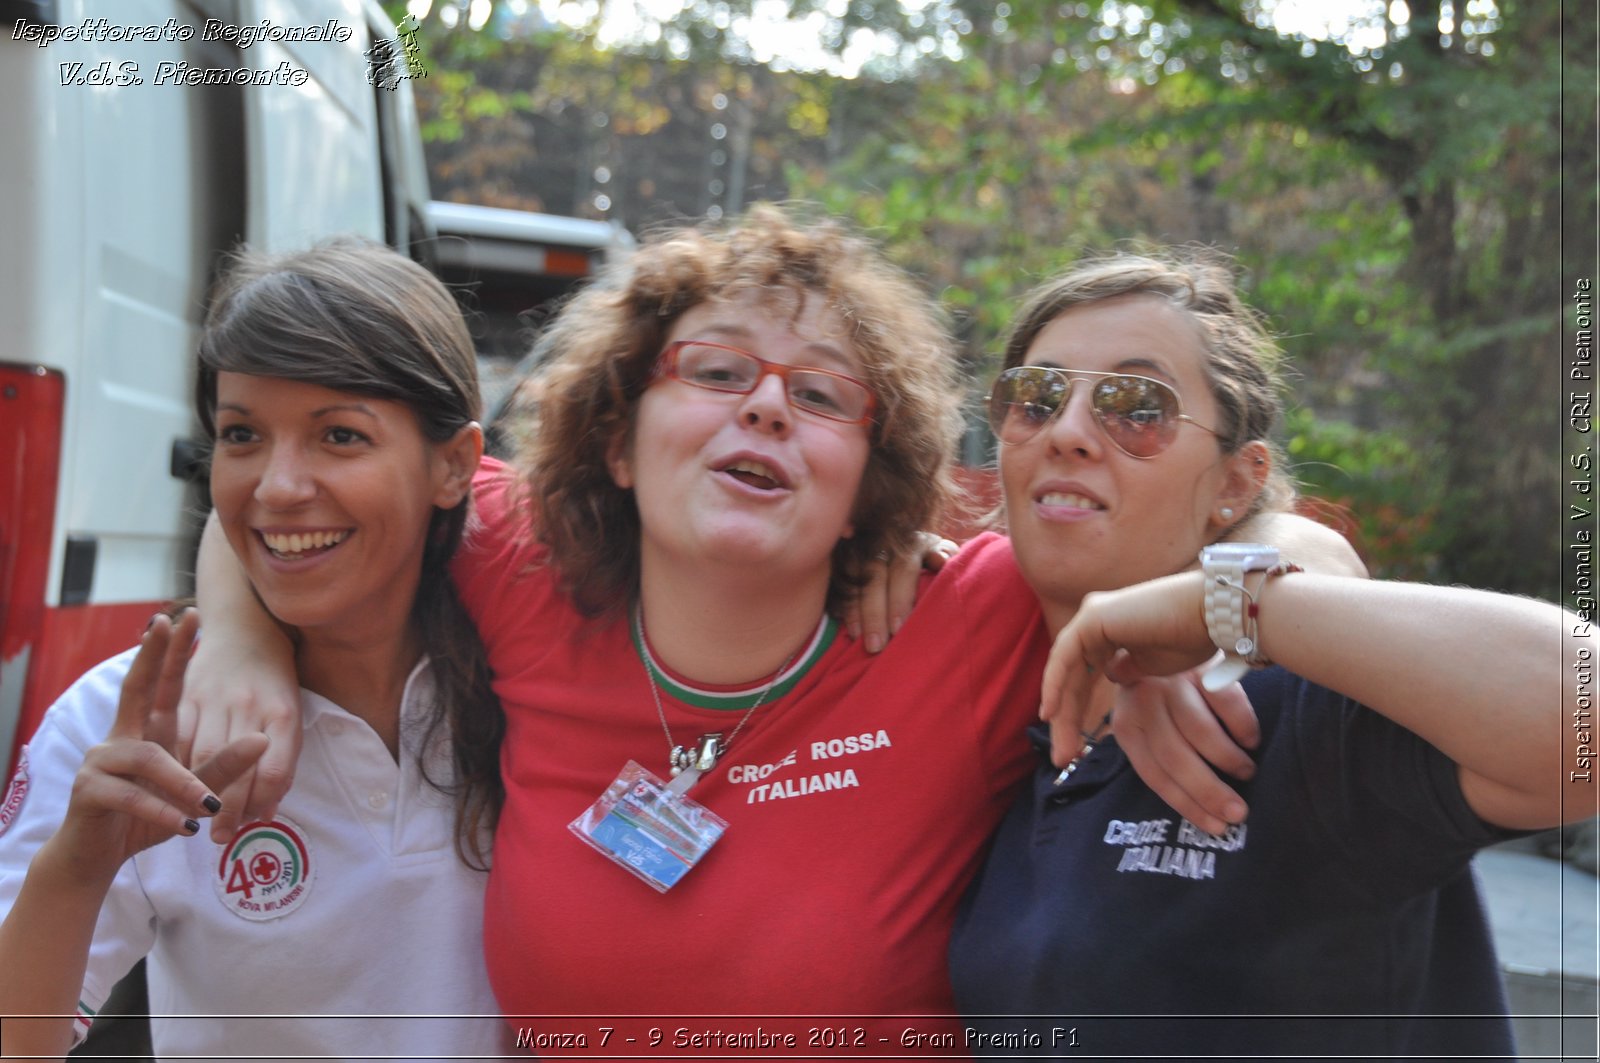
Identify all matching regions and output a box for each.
[390,0,1594,603]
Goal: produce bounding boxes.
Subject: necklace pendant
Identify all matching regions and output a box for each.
[691,732,724,773]
[669,734,723,777]
[669,744,696,777]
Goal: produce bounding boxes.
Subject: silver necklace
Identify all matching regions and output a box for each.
[634,606,798,778]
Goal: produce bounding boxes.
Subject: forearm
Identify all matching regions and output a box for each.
[196,511,291,658]
[187,514,302,832]
[1254,574,1580,828]
[0,840,117,1059]
[1229,511,1368,578]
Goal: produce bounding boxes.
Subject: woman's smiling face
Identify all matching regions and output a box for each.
[1001,294,1240,616]
[210,372,464,642]
[609,290,873,590]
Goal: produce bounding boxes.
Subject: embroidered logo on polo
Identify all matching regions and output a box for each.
[215,817,315,920]
[0,746,31,837]
[1101,816,1248,881]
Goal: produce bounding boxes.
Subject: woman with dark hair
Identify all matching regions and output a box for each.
[0,239,511,1059]
[951,250,1583,1058]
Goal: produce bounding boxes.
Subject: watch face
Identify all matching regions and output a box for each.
[1202,543,1281,568]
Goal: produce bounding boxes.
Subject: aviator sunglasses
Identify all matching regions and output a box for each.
[987,366,1219,458]
[654,340,877,425]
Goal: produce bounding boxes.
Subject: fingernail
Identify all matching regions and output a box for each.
[202,794,222,814]
[184,819,201,835]
[845,621,860,641]
[889,614,904,635]
[864,633,884,654]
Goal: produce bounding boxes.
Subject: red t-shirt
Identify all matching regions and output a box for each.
[453,459,1047,1052]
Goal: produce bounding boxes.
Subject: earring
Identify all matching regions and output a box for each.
[1219,506,1235,521]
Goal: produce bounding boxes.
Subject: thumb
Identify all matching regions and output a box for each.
[193,734,270,811]
[1101,648,1145,686]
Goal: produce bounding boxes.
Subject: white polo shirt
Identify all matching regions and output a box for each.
[0,650,515,1061]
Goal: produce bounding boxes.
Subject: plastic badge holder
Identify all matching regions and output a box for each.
[569,761,729,892]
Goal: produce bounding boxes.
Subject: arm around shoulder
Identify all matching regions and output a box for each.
[182,511,300,838]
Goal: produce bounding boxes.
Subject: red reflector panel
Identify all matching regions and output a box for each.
[542,249,592,277]
[1,364,65,772]
[1,364,64,664]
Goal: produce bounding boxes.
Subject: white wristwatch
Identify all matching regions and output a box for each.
[1199,543,1280,691]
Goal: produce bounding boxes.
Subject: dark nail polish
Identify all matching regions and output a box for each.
[184,818,201,835]
[202,795,222,814]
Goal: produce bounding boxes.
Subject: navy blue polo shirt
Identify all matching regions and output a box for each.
[951,667,1522,1061]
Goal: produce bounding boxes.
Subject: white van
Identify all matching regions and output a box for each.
[0,0,433,775]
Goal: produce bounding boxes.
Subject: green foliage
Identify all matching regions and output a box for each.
[1281,407,1441,582]
[397,0,1591,601]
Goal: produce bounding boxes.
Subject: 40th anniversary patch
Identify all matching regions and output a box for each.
[215,817,314,921]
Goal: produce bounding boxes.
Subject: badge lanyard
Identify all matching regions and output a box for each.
[568,606,810,891]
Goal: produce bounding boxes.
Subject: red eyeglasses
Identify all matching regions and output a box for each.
[654,341,877,426]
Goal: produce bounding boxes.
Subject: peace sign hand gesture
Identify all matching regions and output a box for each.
[50,610,269,887]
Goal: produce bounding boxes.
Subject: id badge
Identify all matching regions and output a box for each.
[569,761,728,892]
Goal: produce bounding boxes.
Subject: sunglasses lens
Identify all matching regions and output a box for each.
[1092,376,1180,457]
[988,368,1185,456]
[988,368,1067,444]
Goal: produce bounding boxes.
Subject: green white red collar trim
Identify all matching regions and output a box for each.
[631,606,837,710]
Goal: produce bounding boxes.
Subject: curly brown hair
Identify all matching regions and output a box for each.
[1000,248,1296,524]
[516,204,964,617]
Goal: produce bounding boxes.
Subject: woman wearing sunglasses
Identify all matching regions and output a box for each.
[950,251,1582,1058]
